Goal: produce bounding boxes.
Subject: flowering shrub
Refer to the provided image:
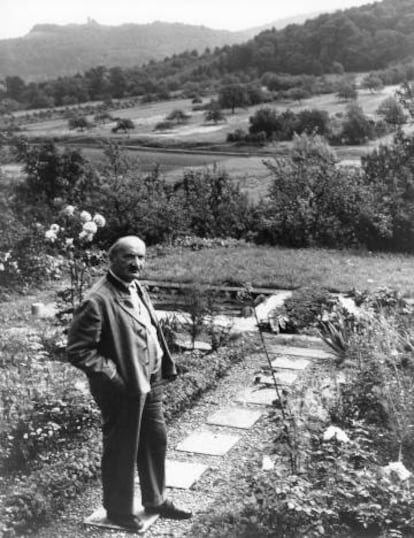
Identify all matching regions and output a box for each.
[44,205,106,321]
[249,423,414,537]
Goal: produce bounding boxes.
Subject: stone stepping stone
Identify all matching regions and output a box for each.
[271,356,310,370]
[266,334,325,346]
[175,337,212,352]
[257,371,298,386]
[235,387,278,406]
[84,505,158,533]
[176,430,240,456]
[136,460,208,489]
[165,459,208,489]
[206,407,263,429]
[267,345,334,360]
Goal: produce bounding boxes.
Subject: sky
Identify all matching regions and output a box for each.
[2,0,372,40]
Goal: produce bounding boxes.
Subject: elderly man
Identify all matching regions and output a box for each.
[67,235,191,532]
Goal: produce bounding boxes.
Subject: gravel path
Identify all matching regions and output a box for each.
[30,335,282,538]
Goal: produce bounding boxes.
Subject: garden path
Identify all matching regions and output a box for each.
[31,331,333,538]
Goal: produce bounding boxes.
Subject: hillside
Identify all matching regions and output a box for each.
[0,13,314,82]
[0,21,246,81]
[215,0,414,75]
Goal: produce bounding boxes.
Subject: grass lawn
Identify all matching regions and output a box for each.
[144,245,414,295]
[1,245,413,334]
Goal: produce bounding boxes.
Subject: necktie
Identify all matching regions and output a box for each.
[128,282,141,313]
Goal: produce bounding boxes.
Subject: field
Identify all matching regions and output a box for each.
[11,82,413,200]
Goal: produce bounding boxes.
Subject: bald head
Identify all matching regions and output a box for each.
[109,236,146,282]
[108,236,146,261]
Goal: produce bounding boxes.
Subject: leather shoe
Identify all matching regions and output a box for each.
[106,512,144,532]
[145,500,192,520]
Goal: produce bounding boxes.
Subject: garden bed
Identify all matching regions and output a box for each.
[0,332,248,536]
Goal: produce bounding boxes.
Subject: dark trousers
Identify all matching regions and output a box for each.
[90,373,166,516]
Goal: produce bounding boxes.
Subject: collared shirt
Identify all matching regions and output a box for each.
[109,270,162,374]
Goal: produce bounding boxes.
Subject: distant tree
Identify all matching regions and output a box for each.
[341,103,374,144]
[68,115,92,131]
[85,65,110,100]
[218,84,249,114]
[336,79,358,101]
[396,81,414,120]
[111,118,135,133]
[166,109,190,124]
[246,84,265,105]
[249,107,280,139]
[285,87,311,104]
[361,73,384,93]
[108,66,127,99]
[5,76,26,102]
[204,107,225,124]
[296,108,330,136]
[331,61,345,75]
[376,97,406,126]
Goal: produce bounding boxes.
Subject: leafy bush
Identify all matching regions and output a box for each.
[360,131,414,252]
[173,167,253,239]
[270,286,333,333]
[12,139,99,224]
[0,396,99,474]
[256,133,372,248]
[249,425,414,537]
[154,120,174,130]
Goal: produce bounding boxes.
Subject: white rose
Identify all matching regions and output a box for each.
[93,213,106,228]
[45,230,57,242]
[79,230,94,242]
[61,205,75,217]
[79,210,92,223]
[82,221,98,234]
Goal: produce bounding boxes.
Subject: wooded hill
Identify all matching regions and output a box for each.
[0,13,313,81]
[2,0,414,110]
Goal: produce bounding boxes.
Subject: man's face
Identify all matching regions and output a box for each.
[111,239,146,282]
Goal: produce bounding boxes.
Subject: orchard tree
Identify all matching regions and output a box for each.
[204,106,225,124]
[361,73,384,93]
[166,109,190,124]
[68,115,92,131]
[111,118,135,133]
[249,107,280,139]
[341,103,374,145]
[218,84,248,114]
[336,79,358,101]
[376,97,406,127]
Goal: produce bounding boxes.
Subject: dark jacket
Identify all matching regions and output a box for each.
[67,271,176,395]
